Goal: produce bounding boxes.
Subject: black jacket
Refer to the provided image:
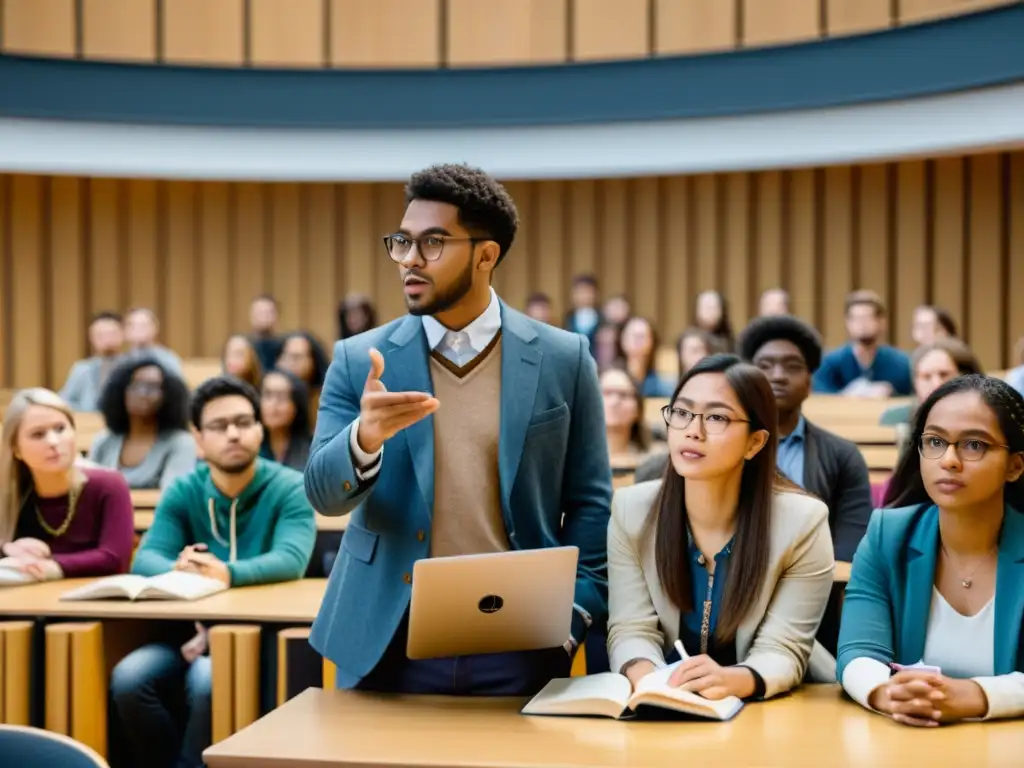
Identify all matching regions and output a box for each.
[632,418,872,562]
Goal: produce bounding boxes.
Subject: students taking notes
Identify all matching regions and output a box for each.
[607,355,835,703]
[839,374,1024,724]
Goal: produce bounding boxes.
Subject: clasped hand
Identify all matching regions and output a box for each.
[1,537,63,580]
[869,671,988,726]
[356,348,439,455]
[174,543,231,585]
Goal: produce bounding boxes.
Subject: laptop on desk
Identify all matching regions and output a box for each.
[406,546,578,660]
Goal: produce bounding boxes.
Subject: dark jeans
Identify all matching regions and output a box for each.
[357,615,572,696]
[110,643,212,768]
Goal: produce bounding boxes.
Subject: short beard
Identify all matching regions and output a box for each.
[406,258,474,317]
[207,455,256,475]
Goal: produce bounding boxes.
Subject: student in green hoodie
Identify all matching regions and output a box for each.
[109,376,316,768]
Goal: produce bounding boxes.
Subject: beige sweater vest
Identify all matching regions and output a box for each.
[428,333,509,558]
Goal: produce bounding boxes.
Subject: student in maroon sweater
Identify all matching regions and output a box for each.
[0,388,133,579]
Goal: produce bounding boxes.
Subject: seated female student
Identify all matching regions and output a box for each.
[89,356,196,490]
[0,388,133,579]
[221,333,262,390]
[601,367,653,461]
[259,368,312,471]
[276,331,329,419]
[839,374,1024,725]
[607,354,835,701]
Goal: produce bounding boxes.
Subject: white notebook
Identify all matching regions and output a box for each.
[60,572,228,602]
[522,664,744,722]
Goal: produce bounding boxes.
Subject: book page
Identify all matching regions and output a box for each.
[0,559,35,587]
[60,574,148,601]
[522,673,632,719]
[630,664,743,720]
[138,571,227,601]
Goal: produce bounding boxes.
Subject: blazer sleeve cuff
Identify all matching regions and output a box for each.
[349,418,383,481]
[973,672,1024,720]
[570,604,592,645]
[841,657,892,711]
[608,636,665,676]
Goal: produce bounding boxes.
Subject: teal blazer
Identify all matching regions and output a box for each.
[305,303,613,688]
[837,503,1024,680]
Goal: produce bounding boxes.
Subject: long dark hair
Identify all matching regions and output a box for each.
[884,374,1024,511]
[98,356,190,435]
[260,368,312,447]
[644,354,799,641]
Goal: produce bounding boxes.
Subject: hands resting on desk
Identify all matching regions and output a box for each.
[868,670,988,727]
[1,537,64,581]
[174,543,231,586]
[623,655,756,700]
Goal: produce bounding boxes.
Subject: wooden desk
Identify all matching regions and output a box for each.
[131,489,161,510]
[204,684,1018,768]
[859,445,899,470]
[0,579,325,623]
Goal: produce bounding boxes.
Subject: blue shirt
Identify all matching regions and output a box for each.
[671,533,735,665]
[813,344,912,395]
[777,416,807,488]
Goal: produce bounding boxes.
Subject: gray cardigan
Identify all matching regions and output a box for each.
[59,356,120,412]
[87,429,197,490]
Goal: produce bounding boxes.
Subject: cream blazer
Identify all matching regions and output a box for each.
[606,480,837,699]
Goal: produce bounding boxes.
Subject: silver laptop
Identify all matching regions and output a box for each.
[406,546,579,660]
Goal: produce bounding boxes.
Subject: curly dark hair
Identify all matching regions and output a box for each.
[98,356,191,435]
[190,375,261,429]
[278,331,330,390]
[405,163,519,264]
[737,315,824,374]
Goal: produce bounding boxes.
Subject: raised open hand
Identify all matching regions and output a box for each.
[355,348,439,455]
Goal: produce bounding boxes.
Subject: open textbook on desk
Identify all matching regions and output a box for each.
[60,571,227,602]
[522,662,744,721]
[0,558,36,586]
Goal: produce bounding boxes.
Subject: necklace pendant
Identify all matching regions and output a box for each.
[961,578,972,589]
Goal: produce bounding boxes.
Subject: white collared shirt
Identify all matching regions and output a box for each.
[349,289,503,479]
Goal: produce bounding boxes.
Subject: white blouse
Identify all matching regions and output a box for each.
[921,587,995,678]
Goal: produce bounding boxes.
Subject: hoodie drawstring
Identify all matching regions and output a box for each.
[207,498,238,564]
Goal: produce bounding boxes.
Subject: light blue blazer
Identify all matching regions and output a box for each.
[838,503,1024,717]
[305,303,613,688]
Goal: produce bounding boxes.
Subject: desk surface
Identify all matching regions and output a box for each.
[204,685,1017,768]
[0,578,325,623]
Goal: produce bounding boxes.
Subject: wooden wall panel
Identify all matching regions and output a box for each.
[82,0,156,61]
[2,152,1023,391]
[899,0,980,24]
[827,0,892,34]
[655,0,737,54]
[250,0,324,67]
[573,0,649,61]
[330,0,440,67]
[162,0,245,65]
[448,0,567,66]
[743,0,820,46]
[1,0,75,56]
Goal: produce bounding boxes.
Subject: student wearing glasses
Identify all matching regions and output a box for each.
[607,354,835,701]
[839,374,1024,725]
[110,376,316,768]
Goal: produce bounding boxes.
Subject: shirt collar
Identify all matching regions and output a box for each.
[781,415,807,444]
[421,288,502,351]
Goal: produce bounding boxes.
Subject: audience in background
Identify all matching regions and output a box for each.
[607,355,835,699]
[89,357,196,491]
[677,327,721,378]
[758,288,791,317]
[693,290,735,352]
[814,290,912,397]
[221,334,262,390]
[619,316,674,397]
[110,376,316,768]
[592,323,623,373]
[259,369,312,472]
[124,308,183,376]
[524,292,553,324]
[881,338,983,456]
[841,375,1024,724]
[911,304,958,347]
[0,389,133,579]
[600,368,651,459]
[337,293,378,340]
[276,331,330,417]
[602,294,632,327]
[564,274,601,347]
[248,294,283,372]
[59,311,125,412]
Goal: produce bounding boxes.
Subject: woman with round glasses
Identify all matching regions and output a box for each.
[839,374,1024,725]
[606,354,835,702]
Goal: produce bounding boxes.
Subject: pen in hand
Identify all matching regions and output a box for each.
[674,639,690,662]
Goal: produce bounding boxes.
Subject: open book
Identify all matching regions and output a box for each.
[0,558,36,587]
[60,571,227,602]
[522,663,744,722]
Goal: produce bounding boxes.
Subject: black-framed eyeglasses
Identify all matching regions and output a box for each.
[202,415,259,434]
[661,405,749,434]
[382,234,480,263]
[918,433,1009,462]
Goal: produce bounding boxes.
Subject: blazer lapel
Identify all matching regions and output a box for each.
[385,317,436,518]
[498,305,542,511]
[994,507,1024,674]
[901,504,940,663]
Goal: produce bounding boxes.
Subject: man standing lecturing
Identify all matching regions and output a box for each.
[306,164,612,695]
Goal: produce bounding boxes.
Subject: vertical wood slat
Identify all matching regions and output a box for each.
[163,182,197,356]
[930,158,966,328]
[498,182,533,313]
[10,176,46,388]
[598,179,630,297]
[788,169,818,328]
[249,0,324,67]
[723,174,751,336]
[371,183,406,326]
[269,184,304,332]
[692,175,719,297]
[654,0,737,54]
[755,171,784,298]
[826,0,892,35]
[233,183,268,334]
[967,154,1003,368]
[856,164,892,316]
[1,0,76,56]
[305,185,338,345]
[49,178,86,389]
[662,176,692,342]
[894,161,929,350]
[742,0,820,46]
[535,181,566,322]
[126,180,160,312]
[330,0,441,67]
[822,167,854,348]
[447,0,567,66]
[81,0,157,61]
[1009,154,1024,366]
[632,178,661,331]
[572,0,650,61]
[899,0,980,24]
[162,0,245,65]
[88,178,122,316]
[200,183,232,356]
